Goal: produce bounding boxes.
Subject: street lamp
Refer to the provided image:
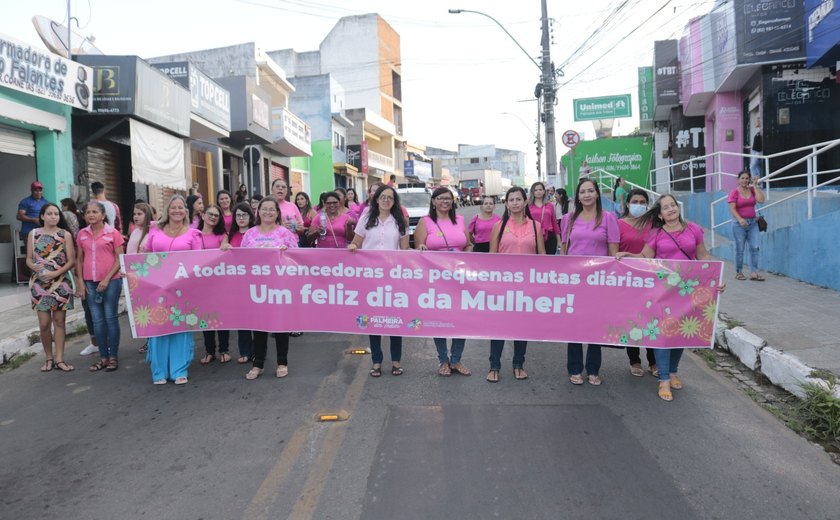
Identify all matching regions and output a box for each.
[449,6,558,184]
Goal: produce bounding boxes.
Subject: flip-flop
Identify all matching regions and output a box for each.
[735,272,746,280]
[486,370,499,383]
[750,274,765,281]
[200,354,215,365]
[630,365,644,377]
[513,368,529,380]
[40,359,54,372]
[219,353,232,364]
[569,374,584,385]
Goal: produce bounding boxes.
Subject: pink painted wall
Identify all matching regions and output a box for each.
[705,92,743,192]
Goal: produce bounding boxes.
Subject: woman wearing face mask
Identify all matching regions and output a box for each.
[467,196,501,253]
[486,187,545,382]
[529,181,561,254]
[618,189,658,378]
[561,179,620,386]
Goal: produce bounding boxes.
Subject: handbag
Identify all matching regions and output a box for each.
[757,215,767,232]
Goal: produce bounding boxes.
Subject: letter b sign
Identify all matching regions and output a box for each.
[94,66,120,95]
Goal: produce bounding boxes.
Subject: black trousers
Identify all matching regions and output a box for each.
[626,347,657,366]
[252,332,290,369]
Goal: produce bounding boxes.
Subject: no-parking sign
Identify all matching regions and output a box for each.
[562,130,580,148]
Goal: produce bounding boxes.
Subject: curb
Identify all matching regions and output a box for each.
[716,323,840,399]
[0,301,127,365]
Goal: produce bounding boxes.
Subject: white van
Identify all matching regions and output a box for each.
[396,186,431,246]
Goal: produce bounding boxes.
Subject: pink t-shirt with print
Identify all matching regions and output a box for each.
[241,226,299,249]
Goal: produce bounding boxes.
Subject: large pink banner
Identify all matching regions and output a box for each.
[121,249,723,348]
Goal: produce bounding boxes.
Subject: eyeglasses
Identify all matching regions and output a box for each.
[235,213,250,218]
[205,213,221,218]
[378,196,394,201]
[325,201,340,205]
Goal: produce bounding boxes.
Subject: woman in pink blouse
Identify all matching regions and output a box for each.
[560,179,620,387]
[529,181,561,254]
[217,190,234,233]
[486,187,545,383]
[307,191,355,248]
[346,188,361,215]
[241,196,298,381]
[467,196,501,253]
[221,202,256,364]
[728,170,766,281]
[617,194,724,401]
[414,187,473,377]
[198,204,231,364]
[270,179,305,243]
[145,195,204,385]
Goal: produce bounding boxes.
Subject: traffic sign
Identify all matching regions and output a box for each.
[562,130,580,148]
[573,94,632,121]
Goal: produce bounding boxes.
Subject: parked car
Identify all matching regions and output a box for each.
[396,186,432,248]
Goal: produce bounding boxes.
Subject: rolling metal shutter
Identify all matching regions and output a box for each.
[0,125,35,157]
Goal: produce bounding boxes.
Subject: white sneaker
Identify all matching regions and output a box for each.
[80,344,98,356]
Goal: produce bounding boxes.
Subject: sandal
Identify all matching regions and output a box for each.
[750,273,765,281]
[40,359,54,372]
[138,342,148,354]
[276,365,289,378]
[105,359,118,372]
[569,374,584,385]
[451,363,472,376]
[513,367,529,380]
[650,366,659,378]
[174,377,188,385]
[200,354,215,365]
[391,365,404,376]
[56,360,75,372]
[237,356,250,364]
[486,369,499,383]
[735,272,746,280]
[658,381,673,401]
[438,362,451,376]
[246,367,264,380]
[219,353,232,364]
[89,360,108,372]
[669,374,684,389]
[630,364,644,377]
[587,374,602,386]
[369,366,382,378]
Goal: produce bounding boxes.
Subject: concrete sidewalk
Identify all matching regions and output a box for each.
[1,259,838,399]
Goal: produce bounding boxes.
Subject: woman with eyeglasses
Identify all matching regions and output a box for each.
[197,204,231,364]
[414,187,473,377]
[308,191,354,248]
[240,196,298,380]
[221,203,257,364]
[348,185,409,377]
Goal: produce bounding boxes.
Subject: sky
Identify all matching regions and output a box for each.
[4,0,716,173]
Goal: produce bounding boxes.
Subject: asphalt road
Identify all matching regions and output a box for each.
[1,323,839,520]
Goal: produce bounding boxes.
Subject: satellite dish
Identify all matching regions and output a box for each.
[32,15,103,57]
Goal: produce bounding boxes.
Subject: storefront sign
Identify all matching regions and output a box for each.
[638,67,654,124]
[215,75,273,143]
[153,61,231,131]
[805,0,840,67]
[0,33,93,110]
[734,0,806,64]
[573,94,632,121]
[654,40,680,114]
[562,137,653,188]
[670,107,706,190]
[122,248,722,349]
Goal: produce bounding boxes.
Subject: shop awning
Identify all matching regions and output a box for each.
[130,119,187,190]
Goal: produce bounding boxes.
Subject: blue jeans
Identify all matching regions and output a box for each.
[81,296,95,341]
[85,279,121,359]
[369,335,402,365]
[237,330,253,360]
[489,340,527,370]
[434,338,465,365]
[732,218,760,273]
[567,343,602,376]
[654,348,684,382]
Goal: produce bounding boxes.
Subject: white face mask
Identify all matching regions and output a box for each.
[628,203,647,217]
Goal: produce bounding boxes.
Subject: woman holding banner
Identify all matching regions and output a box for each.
[145,195,204,385]
[198,204,232,365]
[240,196,298,380]
[308,191,354,249]
[221,203,256,364]
[618,189,658,378]
[616,194,723,401]
[348,185,410,377]
[561,179,620,386]
[414,187,473,377]
[486,187,545,383]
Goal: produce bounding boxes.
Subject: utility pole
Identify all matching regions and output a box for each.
[540,0,558,185]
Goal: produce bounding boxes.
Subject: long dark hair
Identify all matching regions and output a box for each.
[496,186,534,240]
[334,187,348,208]
[621,188,650,217]
[528,181,547,205]
[566,179,604,235]
[228,202,255,242]
[60,197,83,226]
[555,188,570,215]
[295,191,313,215]
[613,177,623,202]
[364,185,406,234]
[216,189,233,212]
[133,202,154,248]
[186,194,202,223]
[198,203,227,235]
[634,194,685,231]
[38,202,70,232]
[427,187,457,224]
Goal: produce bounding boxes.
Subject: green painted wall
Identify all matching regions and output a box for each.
[0,89,73,202]
[308,140,334,197]
[561,136,653,192]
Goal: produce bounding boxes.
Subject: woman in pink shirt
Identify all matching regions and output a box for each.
[617,189,657,378]
[145,195,204,385]
[221,202,256,364]
[486,187,545,383]
[349,185,410,377]
[415,187,473,377]
[467,196,501,253]
[241,196,298,381]
[529,181,561,254]
[308,191,355,248]
[197,204,231,365]
[76,201,125,373]
[728,170,766,281]
[270,179,305,242]
[617,194,723,401]
[561,179,620,387]
[217,190,234,233]
[346,188,361,215]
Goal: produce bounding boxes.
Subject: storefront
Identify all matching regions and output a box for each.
[0,33,93,280]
